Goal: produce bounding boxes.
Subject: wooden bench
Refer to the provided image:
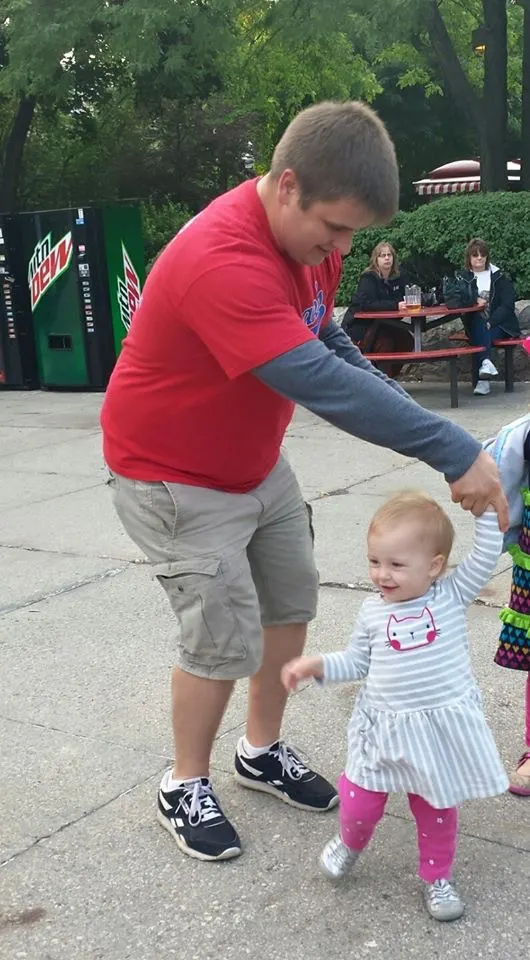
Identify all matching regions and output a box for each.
[449,333,527,392]
[365,346,484,408]
[492,338,527,392]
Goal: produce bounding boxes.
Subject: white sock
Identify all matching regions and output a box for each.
[162,770,207,792]
[239,736,276,758]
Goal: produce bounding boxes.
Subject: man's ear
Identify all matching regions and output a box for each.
[277,169,300,206]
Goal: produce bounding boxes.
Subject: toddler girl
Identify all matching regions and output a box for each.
[282,491,508,922]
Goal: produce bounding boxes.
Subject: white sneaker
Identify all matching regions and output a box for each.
[424,878,464,922]
[479,358,498,378]
[474,380,491,396]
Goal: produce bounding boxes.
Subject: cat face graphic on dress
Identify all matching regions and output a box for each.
[367,520,446,604]
[386,607,438,652]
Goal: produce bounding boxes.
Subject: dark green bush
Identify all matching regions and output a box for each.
[141,200,193,267]
[140,193,530,300]
[336,192,530,306]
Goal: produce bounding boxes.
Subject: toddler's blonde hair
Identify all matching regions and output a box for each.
[369,490,454,571]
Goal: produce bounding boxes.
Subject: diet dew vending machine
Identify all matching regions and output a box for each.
[13,204,145,389]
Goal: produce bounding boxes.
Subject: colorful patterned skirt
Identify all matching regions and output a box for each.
[496,489,530,672]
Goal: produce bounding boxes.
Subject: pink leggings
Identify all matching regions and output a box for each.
[338,774,458,884]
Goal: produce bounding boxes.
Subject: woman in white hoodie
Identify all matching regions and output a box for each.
[462,238,520,397]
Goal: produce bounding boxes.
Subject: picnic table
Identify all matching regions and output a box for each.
[354,303,483,352]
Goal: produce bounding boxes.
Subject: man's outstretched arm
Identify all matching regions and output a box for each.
[254,339,508,528]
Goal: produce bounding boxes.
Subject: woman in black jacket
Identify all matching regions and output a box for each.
[341,243,412,376]
[462,238,520,397]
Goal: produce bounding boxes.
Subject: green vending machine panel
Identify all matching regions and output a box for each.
[17,204,145,389]
[100,205,145,359]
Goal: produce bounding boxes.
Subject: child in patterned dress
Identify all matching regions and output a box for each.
[282,491,508,922]
[483,409,530,796]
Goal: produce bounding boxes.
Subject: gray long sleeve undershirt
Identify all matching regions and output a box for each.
[318,320,411,399]
[253,324,481,482]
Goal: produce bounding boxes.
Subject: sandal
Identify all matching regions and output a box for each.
[509,751,530,796]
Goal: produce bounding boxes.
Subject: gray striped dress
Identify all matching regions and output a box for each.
[321,512,509,809]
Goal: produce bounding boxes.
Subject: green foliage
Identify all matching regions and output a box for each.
[0,0,526,217]
[141,200,193,266]
[336,192,530,305]
[222,10,382,170]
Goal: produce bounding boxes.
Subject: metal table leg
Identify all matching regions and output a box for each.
[505,348,515,393]
[449,357,459,408]
[413,319,422,352]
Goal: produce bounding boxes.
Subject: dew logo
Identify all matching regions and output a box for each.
[302,286,327,334]
[28,232,73,312]
[117,243,141,332]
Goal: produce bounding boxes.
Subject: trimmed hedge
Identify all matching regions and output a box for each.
[141,192,530,304]
[336,192,530,306]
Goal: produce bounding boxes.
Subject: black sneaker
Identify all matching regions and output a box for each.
[157,775,241,861]
[234,739,338,811]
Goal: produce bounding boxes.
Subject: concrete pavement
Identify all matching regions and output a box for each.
[1,379,530,959]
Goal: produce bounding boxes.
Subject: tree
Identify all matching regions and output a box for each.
[517,0,530,189]
[425,0,508,190]
[343,0,520,191]
[0,0,241,210]
[221,1,382,170]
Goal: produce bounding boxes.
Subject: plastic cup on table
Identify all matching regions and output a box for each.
[404,284,422,313]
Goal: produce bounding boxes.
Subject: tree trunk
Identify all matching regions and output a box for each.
[521,3,530,190]
[425,1,481,129]
[424,0,508,193]
[481,0,507,190]
[0,94,37,212]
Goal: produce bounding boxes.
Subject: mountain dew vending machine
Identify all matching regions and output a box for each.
[1,204,145,389]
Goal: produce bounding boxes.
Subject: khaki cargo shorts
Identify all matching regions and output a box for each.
[108,455,318,680]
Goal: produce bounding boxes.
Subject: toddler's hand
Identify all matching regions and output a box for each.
[281,656,324,692]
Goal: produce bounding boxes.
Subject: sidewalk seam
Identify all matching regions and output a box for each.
[320,580,507,610]
[0,768,167,869]
[0,565,130,615]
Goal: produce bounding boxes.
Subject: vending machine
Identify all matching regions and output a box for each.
[0,204,145,389]
[0,215,39,388]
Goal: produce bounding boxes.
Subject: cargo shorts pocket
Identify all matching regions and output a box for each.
[153,556,247,666]
[134,480,179,542]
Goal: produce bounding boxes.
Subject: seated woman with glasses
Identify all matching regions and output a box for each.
[461,238,520,397]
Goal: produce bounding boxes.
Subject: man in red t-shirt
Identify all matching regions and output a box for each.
[101,101,507,863]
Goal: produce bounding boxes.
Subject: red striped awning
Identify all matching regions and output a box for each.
[414,178,481,196]
[413,159,521,196]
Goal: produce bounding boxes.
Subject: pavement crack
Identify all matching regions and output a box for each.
[0,480,105,516]
[0,715,174,763]
[385,810,530,855]
[0,565,129,615]
[0,767,168,869]
[308,459,419,503]
[0,541,145,563]
[320,579,376,594]
[0,429,101,462]
[320,580,506,609]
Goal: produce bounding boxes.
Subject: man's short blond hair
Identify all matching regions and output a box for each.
[369,491,454,567]
[270,100,399,222]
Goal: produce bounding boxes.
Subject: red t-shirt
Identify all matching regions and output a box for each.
[101,179,342,493]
